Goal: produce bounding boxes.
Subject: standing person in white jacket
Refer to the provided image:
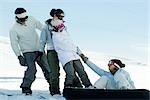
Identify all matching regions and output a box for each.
[78,52,135,89]
[41,8,93,88]
[9,8,52,95]
[39,9,83,95]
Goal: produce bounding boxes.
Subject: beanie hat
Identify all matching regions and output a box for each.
[108,59,125,68]
[15,8,27,19]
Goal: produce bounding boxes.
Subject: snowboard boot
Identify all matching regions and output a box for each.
[86,85,96,89]
[72,78,83,88]
[51,91,61,96]
[64,84,74,88]
[49,86,61,96]
[21,87,32,95]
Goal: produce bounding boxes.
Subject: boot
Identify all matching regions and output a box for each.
[49,86,61,96]
[72,78,83,88]
[64,84,73,88]
[21,87,32,95]
[51,91,61,96]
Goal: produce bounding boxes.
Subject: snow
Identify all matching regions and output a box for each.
[0,36,150,99]
[0,89,65,100]
[0,36,66,100]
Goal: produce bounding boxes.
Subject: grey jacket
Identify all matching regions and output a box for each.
[10,16,43,56]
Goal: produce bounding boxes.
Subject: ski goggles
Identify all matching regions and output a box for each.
[108,61,120,68]
[16,16,28,22]
[57,14,65,20]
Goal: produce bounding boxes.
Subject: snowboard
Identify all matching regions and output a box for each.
[63,87,150,100]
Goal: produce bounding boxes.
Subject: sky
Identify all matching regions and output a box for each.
[0,0,149,64]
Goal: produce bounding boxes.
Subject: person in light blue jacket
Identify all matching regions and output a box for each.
[78,52,135,89]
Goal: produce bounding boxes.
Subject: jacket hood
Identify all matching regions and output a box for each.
[45,19,52,25]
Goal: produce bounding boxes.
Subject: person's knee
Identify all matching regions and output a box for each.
[94,76,109,89]
[101,76,109,81]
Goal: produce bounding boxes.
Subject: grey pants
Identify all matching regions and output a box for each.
[20,51,51,88]
[63,59,92,87]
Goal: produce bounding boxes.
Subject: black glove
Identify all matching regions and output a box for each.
[18,55,27,66]
[34,51,44,61]
[80,54,88,63]
[37,51,44,57]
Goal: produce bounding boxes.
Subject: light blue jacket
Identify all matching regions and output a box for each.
[39,22,55,52]
[85,60,135,89]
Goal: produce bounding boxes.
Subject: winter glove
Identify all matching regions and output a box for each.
[76,47,82,55]
[34,51,44,61]
[37,51,44,57]
[18,55,27,66]
[80,54,88,63]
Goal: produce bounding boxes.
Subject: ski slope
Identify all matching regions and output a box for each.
[0,36,149,100]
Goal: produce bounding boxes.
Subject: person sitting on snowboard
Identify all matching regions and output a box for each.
[77,50,135,89]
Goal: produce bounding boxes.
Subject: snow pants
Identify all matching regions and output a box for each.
[47,50,60,95]
[63,59,92,88]
[20,51,51,88]
[94,76,115,89]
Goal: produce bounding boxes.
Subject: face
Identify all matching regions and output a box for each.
[18,17,27,22]
[109,64,119,75]
[57,13,65,20]
[16,16,28,25]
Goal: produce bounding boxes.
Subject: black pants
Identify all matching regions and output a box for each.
[47,50,60,95]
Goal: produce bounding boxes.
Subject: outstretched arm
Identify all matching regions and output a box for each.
[76,47,110,77]
[33,17,44,31]
[86,60,110,77]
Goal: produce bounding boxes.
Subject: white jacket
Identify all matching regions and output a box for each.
[114,69,135,89]
[9,16,43,56]
[52,30,80,67]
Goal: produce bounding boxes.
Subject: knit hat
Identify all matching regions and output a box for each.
[108,59,125,68]
[15,8,28,19]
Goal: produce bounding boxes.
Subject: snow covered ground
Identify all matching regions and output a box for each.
[0,36,149,100]
[0,36,66,100]
[0,89,66,100]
